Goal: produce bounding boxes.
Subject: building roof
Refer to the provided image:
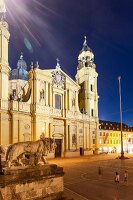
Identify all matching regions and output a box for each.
[99,120,133,132]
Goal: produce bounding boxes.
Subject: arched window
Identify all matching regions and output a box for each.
[91,109,94,117]
[90,84,93,92]
[55,94,61,109]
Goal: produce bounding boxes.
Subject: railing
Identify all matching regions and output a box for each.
[0,99,8,110]
[35,104,62,117]
[18,102,30,113]
[9,100,30,113]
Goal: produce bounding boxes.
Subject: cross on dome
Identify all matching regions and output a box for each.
[56,58,61,69]
[83,36,87,46]
[20,52,23,60]
[30,61,33,69]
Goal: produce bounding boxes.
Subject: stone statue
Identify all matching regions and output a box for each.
[6,139,55,168]
[0,0,6,21]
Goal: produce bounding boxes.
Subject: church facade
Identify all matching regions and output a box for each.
[0,10,99,157]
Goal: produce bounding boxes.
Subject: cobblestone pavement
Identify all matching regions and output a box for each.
[49,154,133,200]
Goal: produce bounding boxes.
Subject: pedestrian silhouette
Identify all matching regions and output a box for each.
[124,170,128,185]
[98,166,102,175]
[115,172,119,183]
[98,166,102,180]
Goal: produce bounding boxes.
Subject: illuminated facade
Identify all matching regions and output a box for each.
[0,6,99,157]
[99,120,133,153]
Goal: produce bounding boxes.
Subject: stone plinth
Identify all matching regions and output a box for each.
[0,164,64,200]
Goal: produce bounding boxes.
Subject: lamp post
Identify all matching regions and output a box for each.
[118,76,125,159]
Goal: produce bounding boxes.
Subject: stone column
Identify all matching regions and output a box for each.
[62,94,64,116]
[83,121,86,150]
[64,90,67,110]
[76,124,79,150]
[75,91,79,111]
[12,115,19,143]
[86,127,89,148]
[49,123,53,138]
[45,82,48,106]
[68,90,71,110]
[0,113,10,145]
[49,83,52,106]
[95,121,100,154]
[69,124,72,150]
[89,124,92,149]
[52,87,54,107]
[65,122,69,151]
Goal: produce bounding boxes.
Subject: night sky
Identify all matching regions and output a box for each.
[5,0,133,126]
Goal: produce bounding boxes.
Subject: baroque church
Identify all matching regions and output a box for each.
[0,4,99,157]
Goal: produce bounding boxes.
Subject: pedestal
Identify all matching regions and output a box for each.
[0,164,64,200]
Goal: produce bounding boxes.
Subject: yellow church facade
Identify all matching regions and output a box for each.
[0,6,99,158]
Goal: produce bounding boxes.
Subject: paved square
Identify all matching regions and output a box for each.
[49,154,133,200]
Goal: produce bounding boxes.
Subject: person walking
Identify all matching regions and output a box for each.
[115,172,120,184]
[98,166,102,180]
[98,166,102,176]
[124,170,128,185]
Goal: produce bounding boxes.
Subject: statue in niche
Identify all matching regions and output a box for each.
[72,98,75,107]
[40,89,45,101]
[6,139,56,168]
[72,134,76,145]
[72,92,76,107]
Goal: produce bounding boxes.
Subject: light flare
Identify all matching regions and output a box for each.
[5,0,60,51]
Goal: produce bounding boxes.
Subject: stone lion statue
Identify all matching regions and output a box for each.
[6,138,55,168]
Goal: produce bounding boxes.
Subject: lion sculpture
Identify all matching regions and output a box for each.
[6,138,55,168]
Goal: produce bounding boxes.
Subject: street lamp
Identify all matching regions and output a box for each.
[118,76,125,159]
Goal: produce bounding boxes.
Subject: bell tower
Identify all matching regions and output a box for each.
[76,36,99,152]
[0,0,10,101]
[0,0,11,145]
[76,36,98,118]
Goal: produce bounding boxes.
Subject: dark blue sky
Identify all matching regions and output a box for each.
[6,0,133,126]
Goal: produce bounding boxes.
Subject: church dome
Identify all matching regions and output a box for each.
[10,53,28,80]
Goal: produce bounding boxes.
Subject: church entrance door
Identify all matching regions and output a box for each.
[55,139,62,157]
